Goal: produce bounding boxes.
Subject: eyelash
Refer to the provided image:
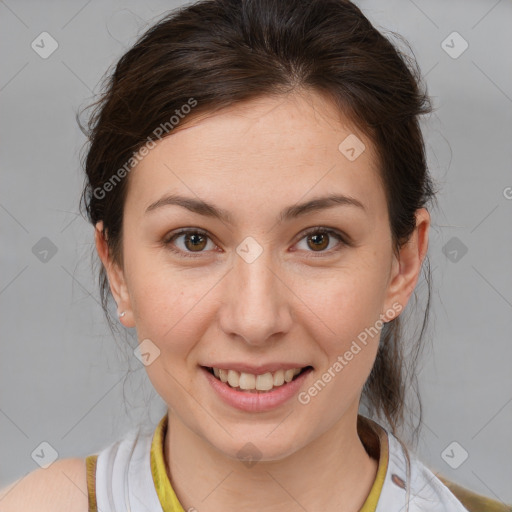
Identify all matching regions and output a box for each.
[163,227,349,259]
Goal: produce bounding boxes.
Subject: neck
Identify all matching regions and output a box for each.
[164,403,380,512]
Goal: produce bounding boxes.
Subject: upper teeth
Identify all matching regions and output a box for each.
[212,368,302,391]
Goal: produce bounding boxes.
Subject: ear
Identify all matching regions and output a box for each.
[94,221,135,327]
[382,208,430,320]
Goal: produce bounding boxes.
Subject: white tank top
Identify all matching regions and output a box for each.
[94,427,164,511]
[87,416,469,512]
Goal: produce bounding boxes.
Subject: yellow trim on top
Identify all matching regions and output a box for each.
[85,454,98,512]
[89,414,512,512]
[359,422,389,512]
[151,414,186,512]
[150,413,389,512]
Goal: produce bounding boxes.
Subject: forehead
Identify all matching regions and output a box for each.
[125,91,385,224]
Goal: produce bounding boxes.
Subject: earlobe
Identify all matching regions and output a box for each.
[383,208,430,318]
[94,221,135,327]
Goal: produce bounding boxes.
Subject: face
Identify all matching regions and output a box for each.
[96,90,429,461]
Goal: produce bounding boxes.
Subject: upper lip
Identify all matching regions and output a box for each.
[202,363,312,375]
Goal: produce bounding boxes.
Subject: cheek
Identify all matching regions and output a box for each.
[128,268,211,407]
[302,260,389,342]
[295,257,389,401]
[298,279,384,414]
[127,256,218,361]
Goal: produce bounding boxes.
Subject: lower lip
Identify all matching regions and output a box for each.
[201,366,312,413]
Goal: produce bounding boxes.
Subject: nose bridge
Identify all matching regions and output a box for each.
[219,237,291,345]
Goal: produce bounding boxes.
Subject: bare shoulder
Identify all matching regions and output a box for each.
[0,458,89,512]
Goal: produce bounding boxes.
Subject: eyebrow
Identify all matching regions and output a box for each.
[145,193,366,224]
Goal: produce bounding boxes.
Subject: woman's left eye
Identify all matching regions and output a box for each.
[294,228,347,256]
[163,227,347,258]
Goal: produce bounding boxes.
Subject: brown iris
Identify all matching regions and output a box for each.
[184,233,208,252]
[307,232,329,251]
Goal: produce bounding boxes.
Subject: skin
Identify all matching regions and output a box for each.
[95,89,430,511]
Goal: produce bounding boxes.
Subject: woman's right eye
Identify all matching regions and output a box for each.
[163,229,217,258]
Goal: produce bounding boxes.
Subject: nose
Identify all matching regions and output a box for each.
[217,245,293,346]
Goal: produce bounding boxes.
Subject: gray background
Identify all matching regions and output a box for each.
[1,0,511,505]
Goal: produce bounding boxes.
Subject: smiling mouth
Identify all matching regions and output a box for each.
[204,366,313,393]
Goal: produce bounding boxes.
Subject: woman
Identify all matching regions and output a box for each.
[1,0,508,510]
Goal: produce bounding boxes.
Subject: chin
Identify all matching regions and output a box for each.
[203,425,308,465]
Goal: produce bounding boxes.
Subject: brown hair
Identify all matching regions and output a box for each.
[79,0,436,443]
